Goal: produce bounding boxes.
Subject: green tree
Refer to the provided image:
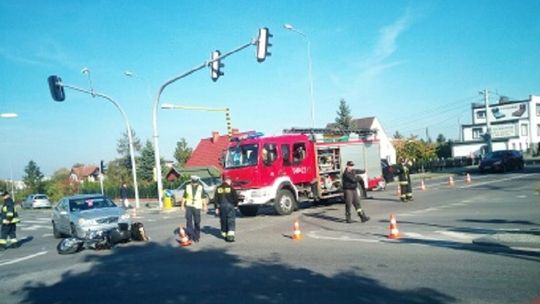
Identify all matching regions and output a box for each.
[335,98,353,130]
[174,138,192,166]
[44,168,76,202]
[23,160,44,193]
[137,140,165,183]
[393,131,404,139]
[116,130,142,157]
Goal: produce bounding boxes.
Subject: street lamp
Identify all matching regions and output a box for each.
[0,113,17,119]
[284,23,316,128]
[47,70,141,208]
[1,112,18,195]
[161,103,233,136]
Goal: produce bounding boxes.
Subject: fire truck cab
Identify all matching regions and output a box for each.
[222,129,384,216]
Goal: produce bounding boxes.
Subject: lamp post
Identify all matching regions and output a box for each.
[161,103,233,136]
[284,23,316,128]
[47,71,140,208]
[1,112,18,195]
[0,113,17,119]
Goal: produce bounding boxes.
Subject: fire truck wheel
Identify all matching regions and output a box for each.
[239,205,259,217]
[274,190,296,215]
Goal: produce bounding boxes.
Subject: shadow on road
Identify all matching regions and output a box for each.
[14,242,456,304]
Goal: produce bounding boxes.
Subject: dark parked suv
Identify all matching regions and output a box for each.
[479,150,524,173]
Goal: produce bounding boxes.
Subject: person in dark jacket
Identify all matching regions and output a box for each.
[0,191,20,250]
[214,177,239,242]
[119,182,130,209]
[342,161,370,223]
[395,157,413,202]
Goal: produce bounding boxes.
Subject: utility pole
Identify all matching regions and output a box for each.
[482,89,492,153]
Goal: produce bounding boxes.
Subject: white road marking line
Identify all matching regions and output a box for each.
[516,195,527,198]
[459,173,540,189]
[21,225,51,231]
[0,251,48,267]
[42,233,53,238]
[436,231,475,241]
[307,231,379,243]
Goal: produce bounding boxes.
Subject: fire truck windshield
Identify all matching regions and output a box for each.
[224,143,259,169]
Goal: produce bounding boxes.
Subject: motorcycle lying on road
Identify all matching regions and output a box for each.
[57,227,129,255]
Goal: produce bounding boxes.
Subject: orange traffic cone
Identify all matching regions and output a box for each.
[465,173,472,184]
[292,220,303,240]
[178,226,192,247]
[448,176,455,187]
[420,179,427,191]
[388,214,400,239]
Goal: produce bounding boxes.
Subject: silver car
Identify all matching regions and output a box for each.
[51,194,131,240]
[22,194,52,209]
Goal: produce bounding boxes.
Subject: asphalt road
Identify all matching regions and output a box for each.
[0,167,539,304]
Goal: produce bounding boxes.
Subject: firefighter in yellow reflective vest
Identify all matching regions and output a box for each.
[0,191,20,250]
[395,158,414,202]
[214,177,239,242]
[180,176,208,243]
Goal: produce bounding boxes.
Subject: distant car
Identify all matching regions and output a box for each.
[51,194,131,240]
[479,150,524,173]
[22,194,52,209]
[168,177,221,205]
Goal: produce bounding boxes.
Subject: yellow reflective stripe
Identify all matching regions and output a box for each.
[227,231,235,236]
[8,239,17,243]
[1,206,6,212]
[6,212,14,217]
[0,239,6,244]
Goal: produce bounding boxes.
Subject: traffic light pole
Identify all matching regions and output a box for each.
[58,83,141,208]
[152,39,259,209]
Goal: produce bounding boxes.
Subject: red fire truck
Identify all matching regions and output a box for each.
[222,128,385,216]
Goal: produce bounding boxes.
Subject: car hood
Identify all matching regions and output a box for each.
[77,207,127,220]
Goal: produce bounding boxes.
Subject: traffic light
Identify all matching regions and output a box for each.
[100,160,106,174]
[210,50,224,82]
[47,75,66,102]
[256,27,272,62]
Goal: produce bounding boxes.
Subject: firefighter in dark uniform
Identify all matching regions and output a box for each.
[0,191,20,250]
[395,157,413,202]
[342,161,370,223]
[214,177,239,242]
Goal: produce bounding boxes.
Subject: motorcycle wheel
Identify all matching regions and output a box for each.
[57,237,84,255]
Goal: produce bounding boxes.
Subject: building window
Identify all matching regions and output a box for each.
[521,124,528,136]
[537,104,540,116]
[537,124,540,136]
[472,128,483,139]
[476,110,486,119]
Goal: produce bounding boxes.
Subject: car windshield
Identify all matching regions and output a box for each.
[34,195,47,200]
[485,151,506,159]
[69,197,116,212]
[225,143,259,169]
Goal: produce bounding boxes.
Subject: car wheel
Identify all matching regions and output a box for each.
[274,189,296,215]
[52,221,63,239]
[239,205,259,217]
[70,223,79,238]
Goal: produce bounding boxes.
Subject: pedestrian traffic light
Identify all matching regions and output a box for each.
[47,75,66,102]
[256,27,272,62]
[210,50,224,82]
[100,160,106,174]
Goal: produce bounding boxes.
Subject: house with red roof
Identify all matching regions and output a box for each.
[165,130,239,182]
[70,165,100,183]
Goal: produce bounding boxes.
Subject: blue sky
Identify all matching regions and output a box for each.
[1,1,539,179]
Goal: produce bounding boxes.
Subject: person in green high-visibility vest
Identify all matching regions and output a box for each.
[180,176,208,243]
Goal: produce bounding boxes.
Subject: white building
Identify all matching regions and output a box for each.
[453,95,540,157]
[343,117,397,164]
